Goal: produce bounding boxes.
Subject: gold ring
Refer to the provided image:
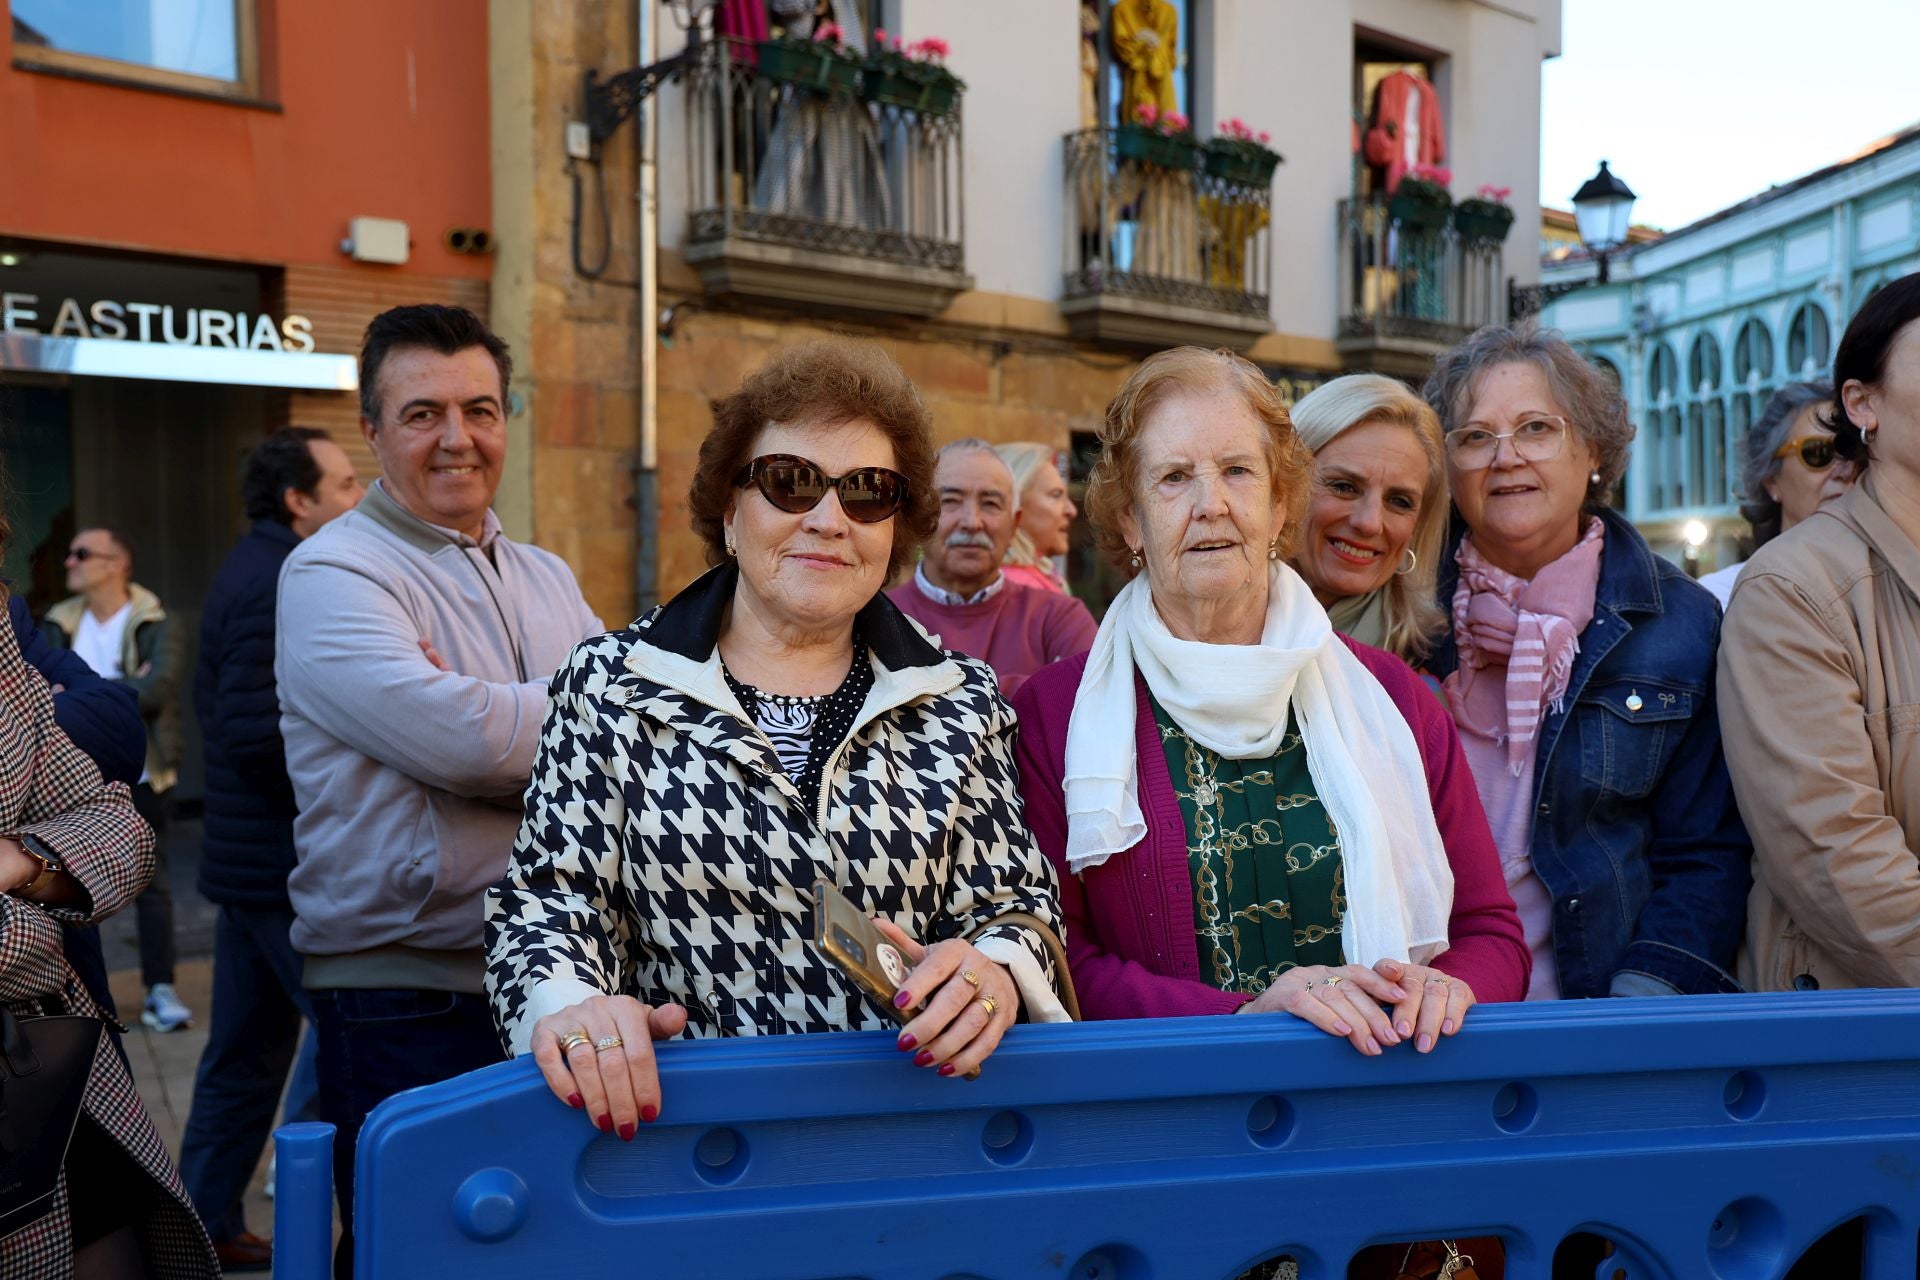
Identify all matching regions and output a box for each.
[558,1030,592,1054]
[976,994,998,1018]
[1324,974,1344,987]
[1426,976,1450,986]
[960,969,981,989]
[594,1035,625,1053]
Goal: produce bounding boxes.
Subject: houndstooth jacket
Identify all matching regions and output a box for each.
[485,564,1063,1055]
[0,616,218,1277]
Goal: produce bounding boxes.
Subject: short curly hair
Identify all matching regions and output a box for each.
[689,340,939,581]
[1422,324,1635,511]
[1083,347,1312,573]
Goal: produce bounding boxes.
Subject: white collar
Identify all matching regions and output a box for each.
[913,562,1005,607]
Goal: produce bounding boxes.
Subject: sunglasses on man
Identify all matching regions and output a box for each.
[64,547,121,563]
[734,454,908,523]
[1771,437,1841,471]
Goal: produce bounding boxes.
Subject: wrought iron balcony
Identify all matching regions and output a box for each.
[1335,195,1505,376]
[1059,127,1275,350]
[681,37,971,317]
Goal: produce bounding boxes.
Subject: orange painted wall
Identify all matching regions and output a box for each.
[0,0,491,280]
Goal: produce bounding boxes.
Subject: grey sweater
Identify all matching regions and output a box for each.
[277,480,602,991]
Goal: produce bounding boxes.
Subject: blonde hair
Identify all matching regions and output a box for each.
[1289,374,1448,662]
[996,441,1058,569]
[1083,347,1311,573]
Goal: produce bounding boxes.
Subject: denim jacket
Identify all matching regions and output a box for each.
[1431,509,1751,998]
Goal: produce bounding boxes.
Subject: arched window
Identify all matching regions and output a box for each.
[1647,343,1679,511]
[1731,317,1774,487]
[1686,333,1727,507]
[1787,303,1831,378]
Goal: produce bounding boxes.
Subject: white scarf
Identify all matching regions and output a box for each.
[1062,562,1454,967]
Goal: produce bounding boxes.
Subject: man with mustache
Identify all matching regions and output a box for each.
[888,438,1097,696]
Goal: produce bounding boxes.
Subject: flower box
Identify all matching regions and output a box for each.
[862,65,962,115]
[1388,180,1452,232]
[1116,124,1198,171]
[1452,198,1515,244]
[756,40,862,94]
[1202,138,1282,186]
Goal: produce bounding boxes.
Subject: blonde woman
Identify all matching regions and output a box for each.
[1287,374,1448,665]
[996,442,1076,594]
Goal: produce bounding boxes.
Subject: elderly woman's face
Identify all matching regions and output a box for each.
[1298,419,1430,604]
[1448,361,1598,577]
[725,419,897,636]
[1018,459,1077,559]
[1119,387,1284,627]
[1769,404,1855,532]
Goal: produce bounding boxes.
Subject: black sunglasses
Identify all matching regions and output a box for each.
[733,454,908,524]
[1772,437,1838,471]
[64,547,119,563]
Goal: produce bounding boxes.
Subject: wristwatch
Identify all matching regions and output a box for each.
[13,834,65,898]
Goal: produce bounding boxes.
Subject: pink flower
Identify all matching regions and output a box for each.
[1476,184,1512,202]
[812,21,842,44]
[1164,110,1189,133]
[1257,131,1272,145]
[1134,102,1159,125]
[919,36,949,59]
[873,27,887,44]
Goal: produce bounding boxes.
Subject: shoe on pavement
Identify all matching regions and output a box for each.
[212,1231,272,1272]
[140,982,193,1032]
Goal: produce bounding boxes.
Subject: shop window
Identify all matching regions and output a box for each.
[1786,302,1831,378]
[12,0,257,99]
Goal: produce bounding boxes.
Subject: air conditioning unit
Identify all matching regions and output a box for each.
[341,217,410,266]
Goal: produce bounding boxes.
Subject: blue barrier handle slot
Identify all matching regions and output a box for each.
[274,1121,336,1280]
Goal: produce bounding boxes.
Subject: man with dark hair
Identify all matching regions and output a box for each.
[277,304,599,1276]
[43,524,188,1031]
[174,426,361,1272]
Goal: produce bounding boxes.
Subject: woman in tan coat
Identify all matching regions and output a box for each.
[1720,272,1920,992]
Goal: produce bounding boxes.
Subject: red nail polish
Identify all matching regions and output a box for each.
[617,1121,636,1141]
[597,1114,613,1133]
[641,1104,658,1123]
[893,990,912,1009]
[566,1093,583,1110]
[897,1033,917,1051]
[938,1063,956,1077]
[914,1049,935,1067]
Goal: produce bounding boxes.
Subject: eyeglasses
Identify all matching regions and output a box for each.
[1444,415,1572,471]
[64,547,120,563]
[1772,436,1839,471]
[733,454,908,524]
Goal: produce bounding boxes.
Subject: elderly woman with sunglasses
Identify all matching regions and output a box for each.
[485,340,1067,1138]
[1423,326,1751,1002]
[1696,381,1855,607]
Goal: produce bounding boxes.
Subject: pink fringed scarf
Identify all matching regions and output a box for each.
[1444,519,1605,774]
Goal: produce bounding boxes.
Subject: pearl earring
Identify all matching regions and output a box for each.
[1128,549,1142,570]
[1267,538,1280,561]
[1589,469,1601,486]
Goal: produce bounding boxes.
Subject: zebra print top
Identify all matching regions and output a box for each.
[722,633,875,822]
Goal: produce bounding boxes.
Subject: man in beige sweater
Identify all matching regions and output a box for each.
[276,305,601,1276]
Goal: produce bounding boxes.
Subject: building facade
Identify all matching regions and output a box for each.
[1538,126,1920,572]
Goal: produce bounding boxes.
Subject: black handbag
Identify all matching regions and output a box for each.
[0,1004,101,1238]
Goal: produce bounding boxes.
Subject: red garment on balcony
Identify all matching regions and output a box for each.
[1364,69,1446,195]
[714,0,768,62]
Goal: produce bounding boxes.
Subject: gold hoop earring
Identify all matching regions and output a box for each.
[1396,548,1417,576]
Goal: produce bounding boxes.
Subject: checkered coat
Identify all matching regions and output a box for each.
[0,620,218,1278]
[485,565,1063,1054]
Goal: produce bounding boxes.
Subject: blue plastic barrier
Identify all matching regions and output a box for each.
[274,990,1920,1279]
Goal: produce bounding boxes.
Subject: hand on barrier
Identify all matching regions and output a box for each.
[873,918,1020,1078]
[1374,959,1476,1054]
[1236,962,1411,1056]
[531,996,689,1140]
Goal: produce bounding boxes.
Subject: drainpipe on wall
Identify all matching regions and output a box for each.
[632,0,663,614]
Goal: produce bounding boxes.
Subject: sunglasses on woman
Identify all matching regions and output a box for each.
[733,454,908,523]
[1772,437,1839,471]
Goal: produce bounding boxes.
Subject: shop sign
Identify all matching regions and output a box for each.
[1,292,317,353]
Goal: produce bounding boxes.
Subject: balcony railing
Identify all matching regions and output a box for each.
[1335,195,1505,373]
[1059,127,1275,350]
[682,37,971,316]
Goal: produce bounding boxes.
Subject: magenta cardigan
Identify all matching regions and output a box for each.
[1010,637,1530,1018]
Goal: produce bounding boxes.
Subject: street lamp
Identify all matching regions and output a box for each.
[1509,160,1640,321]
[1682,519,1709,578]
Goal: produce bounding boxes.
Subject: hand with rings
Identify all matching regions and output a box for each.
[1373,958,1477,1053]
[871,918,1021,1078]
[1234,961,1412,1056]
[530,994,689,1138]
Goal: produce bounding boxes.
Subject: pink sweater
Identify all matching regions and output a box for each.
[1010,640,1530,1018]
[887,579,1098,697]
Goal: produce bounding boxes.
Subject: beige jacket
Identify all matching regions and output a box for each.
[1719,472,1920,992]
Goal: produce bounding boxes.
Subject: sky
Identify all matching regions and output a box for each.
[1540,0,1920,233]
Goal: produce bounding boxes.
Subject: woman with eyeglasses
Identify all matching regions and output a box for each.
[1422,326,1751,1004]
[484,340,1068,1136]
[1720,274,1920,993]
[1697,381,1854,607]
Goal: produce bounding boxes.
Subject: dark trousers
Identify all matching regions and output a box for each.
[311,987,503,1279]
[177,904,318,1241]
[130,784,176,988]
